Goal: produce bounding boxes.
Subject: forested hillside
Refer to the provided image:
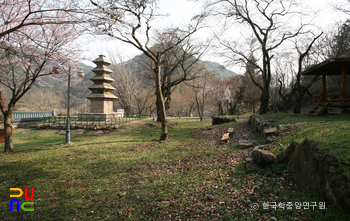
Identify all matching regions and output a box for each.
[14,56,235,114]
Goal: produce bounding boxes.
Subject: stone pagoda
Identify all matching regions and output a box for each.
[79,55,122,119]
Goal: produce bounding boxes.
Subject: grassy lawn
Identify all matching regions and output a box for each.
[1,115,350,220]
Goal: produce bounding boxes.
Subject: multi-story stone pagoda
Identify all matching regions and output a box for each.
[79,55,122,119]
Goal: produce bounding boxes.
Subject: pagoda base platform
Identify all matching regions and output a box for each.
[78,112,123,120]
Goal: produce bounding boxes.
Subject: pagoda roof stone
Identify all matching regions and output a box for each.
[92,55,112,65]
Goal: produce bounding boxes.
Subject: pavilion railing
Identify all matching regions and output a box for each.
[313,91,350,104]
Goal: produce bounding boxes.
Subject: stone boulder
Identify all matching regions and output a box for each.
[242,134,249,139]
[221,133,230,143]
[211,116,236,125]
[252,149,277,165]
[246,157,266,172]
[277,124,284,131]
[277,141,299,164]
[287,139,350,214]
[247,113,255,125]
[254,145,268,150]
[227,128,235,135]
[263,127,279,138]
[238,140,255,149]
[254,118,260,132]
[258,121,272,136]
[265,136,275,144]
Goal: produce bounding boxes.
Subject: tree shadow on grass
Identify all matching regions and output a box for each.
[0,161,60,220]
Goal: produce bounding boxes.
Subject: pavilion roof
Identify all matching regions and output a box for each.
[301,48,350,76]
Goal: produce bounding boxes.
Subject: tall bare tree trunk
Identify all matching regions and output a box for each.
[156,96,161,122]
[195,96,203,122]
[154,66,168,141]
[259,87,270,115]
[3,112,13,153]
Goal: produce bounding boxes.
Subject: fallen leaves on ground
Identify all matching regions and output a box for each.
[92,123,327,220]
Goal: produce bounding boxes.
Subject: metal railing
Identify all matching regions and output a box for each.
[11,111,57,122]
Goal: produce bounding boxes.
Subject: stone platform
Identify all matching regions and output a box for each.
[78,112,122,120]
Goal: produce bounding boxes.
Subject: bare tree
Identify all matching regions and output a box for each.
[292,34,323,113]
[207,78,230,115]
[89,0,205,141]
[28,89,62,111]
[0,0,81,39]
[225,75,244,115]
[277,33,323,113]
[134,89,155,116]
[135,32,210,121]
[334,0,350,15]
[242,55,261,113]
[207,0,308,114]
[192,70,214,121]
[0,23,81,152]
[108,52,144,113]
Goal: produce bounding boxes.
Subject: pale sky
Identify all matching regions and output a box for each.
[79,0,349,70]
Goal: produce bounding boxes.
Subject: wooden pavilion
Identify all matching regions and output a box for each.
[301,49,350,115]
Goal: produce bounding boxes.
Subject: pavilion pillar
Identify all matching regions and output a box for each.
[341,64,348,101]
[321,73,327,102]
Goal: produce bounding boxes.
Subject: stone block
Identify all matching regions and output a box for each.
[238,140,255,149]
[277,141,299,164]
[227,128,235,135]
[254,145,268,150]
[265,136,275,144]
[277,124,284,131]
[221,133,230,143]
[286,139,350,214]
[242,134,249,139]
[246,157,266,172]
[252,149,276,165]
[264,127,279,138]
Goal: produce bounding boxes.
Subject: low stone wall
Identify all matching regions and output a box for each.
[248,114,282,138]
[212,116,236,125]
